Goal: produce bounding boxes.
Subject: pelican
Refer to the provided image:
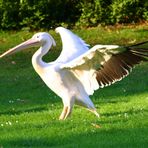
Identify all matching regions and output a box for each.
[0,27,148,120]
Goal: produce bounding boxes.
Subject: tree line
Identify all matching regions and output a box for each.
[0,0,148,30]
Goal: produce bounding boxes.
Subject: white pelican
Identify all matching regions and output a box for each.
[0,27,148,120]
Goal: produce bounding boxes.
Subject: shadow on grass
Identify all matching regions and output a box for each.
[101,108,148,118]
[0,106,48,116]
[1,127,148,148]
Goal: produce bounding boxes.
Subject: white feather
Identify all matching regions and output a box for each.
[55,27,89,63]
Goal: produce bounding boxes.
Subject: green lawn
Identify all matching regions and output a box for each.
[0,25,148,148]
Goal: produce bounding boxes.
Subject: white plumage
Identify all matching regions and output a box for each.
[0,27,147,120]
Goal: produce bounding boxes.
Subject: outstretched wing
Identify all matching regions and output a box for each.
[61,42,148,95]
[55,27,89,63]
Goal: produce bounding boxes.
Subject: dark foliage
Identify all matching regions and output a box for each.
[0,0,148,30]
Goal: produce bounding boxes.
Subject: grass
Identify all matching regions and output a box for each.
[0,25,148,148]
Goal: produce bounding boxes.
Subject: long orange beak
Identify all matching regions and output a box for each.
[0,38,40,58]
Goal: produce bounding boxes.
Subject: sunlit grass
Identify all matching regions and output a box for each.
[0,25,148,147]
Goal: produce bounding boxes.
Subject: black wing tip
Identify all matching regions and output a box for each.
[128,40,148,48]
[96,47,147,89]
[126,40,148,60]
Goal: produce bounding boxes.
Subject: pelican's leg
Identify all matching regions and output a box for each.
[64,106,72,120]
[59,96,75,120]
[59,106,68,120]
[78,95,100,118]
[88,108,100,118]
[63,97,75,120]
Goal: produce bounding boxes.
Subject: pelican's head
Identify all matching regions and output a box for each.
[0,32,56,58]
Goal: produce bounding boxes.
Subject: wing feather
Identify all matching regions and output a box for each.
[55,27,89,63]
[61,42,148,95]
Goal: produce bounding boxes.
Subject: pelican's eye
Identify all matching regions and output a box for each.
[37,35,40,38]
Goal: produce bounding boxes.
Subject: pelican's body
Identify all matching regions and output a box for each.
[30,30,97,119]
[0,27,148,120]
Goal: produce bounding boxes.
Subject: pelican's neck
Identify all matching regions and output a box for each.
[32,43,50,74]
